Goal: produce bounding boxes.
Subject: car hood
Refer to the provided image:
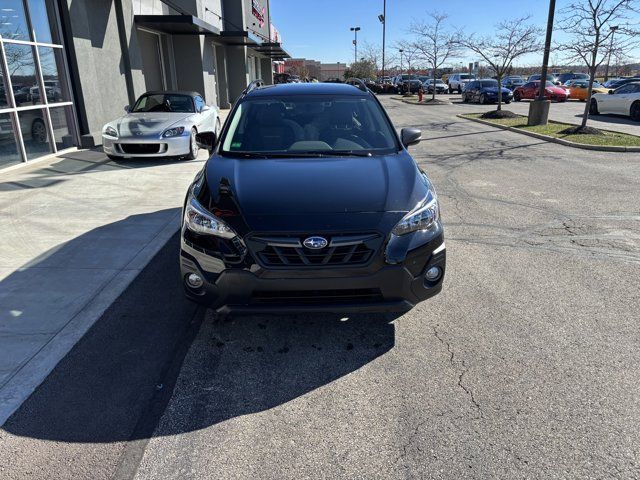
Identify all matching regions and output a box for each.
[203,152,429,232]
[112,112,193,136]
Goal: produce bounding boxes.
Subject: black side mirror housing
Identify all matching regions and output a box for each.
[124,105,130,113]
[608,90,614,94]
[195,131,216,153]
[401,128,422,148]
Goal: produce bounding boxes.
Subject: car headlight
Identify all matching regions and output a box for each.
[162,126,185,138]
[184,195,237,239]
[103,126,118,138]
[392,190,440,236]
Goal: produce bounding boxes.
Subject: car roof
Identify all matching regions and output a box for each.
[245,83,369,97]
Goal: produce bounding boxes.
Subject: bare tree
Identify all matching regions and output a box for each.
[557,0,639,129]
[359,41,398,75]
[459,16,542,110]
[409,12,460,100]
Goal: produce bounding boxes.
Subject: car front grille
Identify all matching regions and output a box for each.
[247,233,381,268]
[250,288,384,305]
[119,143,162,154]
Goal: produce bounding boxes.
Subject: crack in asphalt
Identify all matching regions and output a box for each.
[431,326,484,420]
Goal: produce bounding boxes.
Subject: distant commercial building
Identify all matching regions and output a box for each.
[0,0,290,170]
[284,58,346,81]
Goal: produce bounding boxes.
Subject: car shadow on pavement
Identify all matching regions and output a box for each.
[580,113,638,127]
[151,310,397,437]
[1,227,397,444]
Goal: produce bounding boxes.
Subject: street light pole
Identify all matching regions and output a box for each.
[379,0,386,78]
[350,27,361,65]
[399,48,404,93]
[604,26,619,82]
[528,0,556,126]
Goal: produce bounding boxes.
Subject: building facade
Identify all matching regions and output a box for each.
[0,0,289,170]
[284,58,346,82]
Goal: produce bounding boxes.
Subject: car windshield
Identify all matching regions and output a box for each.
[220,95,399,157]
[460,74,474,80]
[132,94,195,113]
[480,81,498,88]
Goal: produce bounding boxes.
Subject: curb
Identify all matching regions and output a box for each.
[390,97,453,106]
[458,114,640,152]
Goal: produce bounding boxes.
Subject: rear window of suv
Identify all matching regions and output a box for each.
[220,95,400,156]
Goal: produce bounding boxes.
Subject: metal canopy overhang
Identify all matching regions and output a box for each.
[254,42,291,60]
[134,15,220,36]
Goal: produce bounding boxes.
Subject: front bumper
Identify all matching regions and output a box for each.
[102,133,191,158]
[180,232,446,314]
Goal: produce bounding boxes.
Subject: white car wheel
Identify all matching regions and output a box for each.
[186,128,199,160]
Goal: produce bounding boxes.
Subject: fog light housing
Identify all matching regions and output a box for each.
[185,273,204,289]
[424,266,442,282]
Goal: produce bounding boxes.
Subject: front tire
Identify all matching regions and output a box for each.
[589,99,599,115]
[630,101,640,122]
[480,94,486,105]
[514,92,521,102]
[457,86,462,94]
[185,127,199,160]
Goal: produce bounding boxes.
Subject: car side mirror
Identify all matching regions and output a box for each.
[201,105,210,112]
[401,128,422,148]
[124,105,130,113]
[195,131,216,153]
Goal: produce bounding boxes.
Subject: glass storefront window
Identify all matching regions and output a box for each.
[0,0,76,168]
[49,105,74,150]
[19,108,52,159]
[37,47,70,102]
[27,0,59,44]
[0,113,22,167]
[0,67,8,108]
[4,43,42,106]
[0,0,31,42]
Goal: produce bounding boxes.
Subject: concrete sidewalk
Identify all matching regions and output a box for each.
[0,138,216,424]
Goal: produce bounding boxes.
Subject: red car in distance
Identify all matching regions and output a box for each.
[513,81,570,102]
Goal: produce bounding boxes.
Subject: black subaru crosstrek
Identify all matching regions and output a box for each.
[180,81,445,314]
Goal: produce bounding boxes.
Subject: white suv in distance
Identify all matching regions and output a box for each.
[447,73,476,93]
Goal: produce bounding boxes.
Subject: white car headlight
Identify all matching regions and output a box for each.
[162,126,185,138]
[392,190,440,236]
[184,195,237,239]
[103,126,118,138]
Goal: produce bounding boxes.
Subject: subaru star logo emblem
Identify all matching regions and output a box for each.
[303,236,328,250]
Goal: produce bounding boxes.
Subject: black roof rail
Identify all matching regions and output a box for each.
[242,79,265,95]
[345,78,369,92]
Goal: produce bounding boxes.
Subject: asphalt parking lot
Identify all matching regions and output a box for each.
[1,97,639,479]
[435,92,640,135]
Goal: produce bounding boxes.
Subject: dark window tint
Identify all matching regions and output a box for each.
[480,81,498,88]
[221,95,399,155]
[132,94,195,113]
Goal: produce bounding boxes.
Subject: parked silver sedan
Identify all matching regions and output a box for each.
[102,91,221,160]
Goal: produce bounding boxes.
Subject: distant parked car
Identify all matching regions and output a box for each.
[422,79,448,94]
[102,90,221,160]
[501,76,525,90]
[603,77,636,89]
[513,81,569,102]
[395,75,422,94]
[564,80,608,101]
[463,79,513,104]
[527,73,561,85]
[556,72,590,85]
[447,73,476,93]
[590,81,640,121]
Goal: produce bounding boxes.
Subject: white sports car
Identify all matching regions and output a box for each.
[102,91,221,160]
[590,81,640,122]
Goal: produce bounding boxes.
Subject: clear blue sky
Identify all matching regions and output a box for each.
[268,0,639,67]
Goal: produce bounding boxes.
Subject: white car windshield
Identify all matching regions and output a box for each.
[131,94,195,113]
